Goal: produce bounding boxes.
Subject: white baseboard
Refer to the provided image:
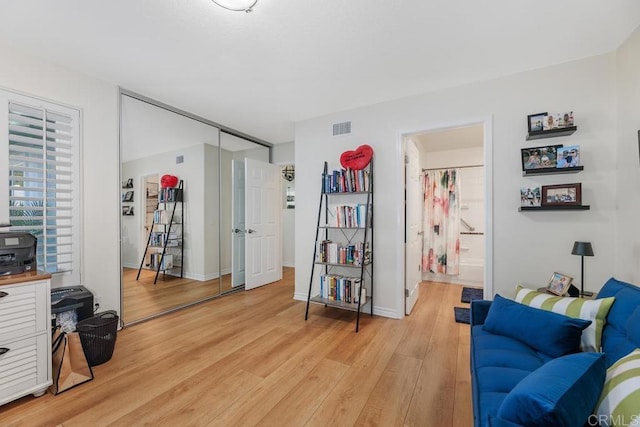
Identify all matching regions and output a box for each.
[293,292,402,319]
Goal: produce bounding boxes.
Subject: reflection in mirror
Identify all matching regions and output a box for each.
[120,91,273,325]
[220,134,269,291]
[120,93,222,324]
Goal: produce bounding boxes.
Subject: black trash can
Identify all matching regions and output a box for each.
[76,310,119,367]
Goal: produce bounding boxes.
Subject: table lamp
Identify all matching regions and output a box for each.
[571,241,594,297]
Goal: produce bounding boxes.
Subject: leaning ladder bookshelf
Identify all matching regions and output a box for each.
[136,180,184,284]
[305,160,374,332]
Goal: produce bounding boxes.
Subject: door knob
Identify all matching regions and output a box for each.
[233,228,243,233]
[247,229,256,234]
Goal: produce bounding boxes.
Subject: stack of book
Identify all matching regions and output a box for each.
[322,168,370,193]
[317,240,366,265]
[148,253,173,270]
[333,204,370,228]
[319,274,362,304]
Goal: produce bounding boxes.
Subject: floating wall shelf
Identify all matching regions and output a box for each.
[526,126,577,140]
[519,205,590,212]
[522,166,583,176]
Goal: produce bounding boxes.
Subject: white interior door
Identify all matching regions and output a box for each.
[231,160,246,287]
[245,158,282,290]
[405,139,422,314]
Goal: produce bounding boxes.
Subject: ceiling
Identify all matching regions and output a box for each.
[0,1,638,144]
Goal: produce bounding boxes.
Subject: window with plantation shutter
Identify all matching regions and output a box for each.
[1,91,80,285]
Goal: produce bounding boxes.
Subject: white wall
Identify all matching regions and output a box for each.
[614,26,640,283]
[273,142,296,267]
[0,40,120,313]
[295,53,618,318]
[421,146,484,169]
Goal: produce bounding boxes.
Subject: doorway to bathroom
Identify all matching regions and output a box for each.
[404,123,489,315]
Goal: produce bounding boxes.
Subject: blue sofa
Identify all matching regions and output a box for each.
[470,277,640,427]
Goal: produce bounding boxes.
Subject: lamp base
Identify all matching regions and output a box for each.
[580,290,594,298]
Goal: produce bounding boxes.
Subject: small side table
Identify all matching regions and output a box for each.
[536,287,594,299]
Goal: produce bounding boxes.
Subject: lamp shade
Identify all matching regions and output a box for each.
[571,241,594,257]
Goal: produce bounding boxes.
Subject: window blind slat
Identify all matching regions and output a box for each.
[8,98,78,278]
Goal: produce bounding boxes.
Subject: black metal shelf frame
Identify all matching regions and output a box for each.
[136,180,184,284]
[305,161,374,332]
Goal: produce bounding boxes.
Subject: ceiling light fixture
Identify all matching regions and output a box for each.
[211,0,257,12]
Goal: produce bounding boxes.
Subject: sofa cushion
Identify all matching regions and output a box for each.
[595,348,640,426]
[515,285,615,352]
[483,294,591,358]
[471,324,549,426]
[596,278,640,366]
[494,352,606,427]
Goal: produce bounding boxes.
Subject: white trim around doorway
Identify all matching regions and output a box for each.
[395,116,494,314]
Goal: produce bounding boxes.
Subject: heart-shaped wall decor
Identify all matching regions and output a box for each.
[161,174,179,188]
[340,144,374,170]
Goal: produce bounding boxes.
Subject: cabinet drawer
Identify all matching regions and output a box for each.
[0,334,48,401]
[0,281,49,342]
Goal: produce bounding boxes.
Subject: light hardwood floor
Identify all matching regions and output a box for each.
[1,269,473,426]
[123,267,236,323]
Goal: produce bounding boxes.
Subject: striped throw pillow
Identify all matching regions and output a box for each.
[595,349,640,426]
[515,285,615,352]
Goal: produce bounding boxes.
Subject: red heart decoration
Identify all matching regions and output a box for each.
[161,174,179,188]
[340,144,374,170]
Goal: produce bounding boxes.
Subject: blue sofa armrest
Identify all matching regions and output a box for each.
[471,300,492,326]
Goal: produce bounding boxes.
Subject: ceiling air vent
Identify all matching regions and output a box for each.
[333,121,351,136]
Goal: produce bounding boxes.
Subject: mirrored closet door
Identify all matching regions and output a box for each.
[119,91,271,325]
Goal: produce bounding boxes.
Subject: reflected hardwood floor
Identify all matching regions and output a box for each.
[123,267,236,323]
[1,272,472,426]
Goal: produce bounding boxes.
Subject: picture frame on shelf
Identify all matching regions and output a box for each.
[122,190,134,202]
[543,114,557,131]
[527,112,547,133]
[520,187,541,207]
[558,111,574,128]
[547,272,573,296]
[521,145,562,170]
[541,183,582,206]
[556,145,580,168]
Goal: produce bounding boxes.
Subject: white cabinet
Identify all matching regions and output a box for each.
[0,273,51,406]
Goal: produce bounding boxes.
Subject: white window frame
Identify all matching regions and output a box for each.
[0,89,81,286]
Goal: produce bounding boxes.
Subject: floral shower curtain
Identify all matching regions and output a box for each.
[422,169,460,275]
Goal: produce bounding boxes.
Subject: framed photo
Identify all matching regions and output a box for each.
[122,191,134,202]
[542,183,582,206]
[122,178,134,189]
[122,206,134,216]
[520,187,541,207]
[547,272,573,296]
[527,112,547,133]
[557,111,574,128]
[521,145,562,170]
[556,145,580,168]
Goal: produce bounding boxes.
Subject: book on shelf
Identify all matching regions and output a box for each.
[153,209,180,225]
[149,232,181,247]
[332,204,371,228]
[322,168,370,193]
[316,240,367,265]
[319,274,362,304]
[159,187,183,203]
[148,253,173,270]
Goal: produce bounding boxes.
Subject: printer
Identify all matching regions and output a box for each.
[0,232,37,275]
